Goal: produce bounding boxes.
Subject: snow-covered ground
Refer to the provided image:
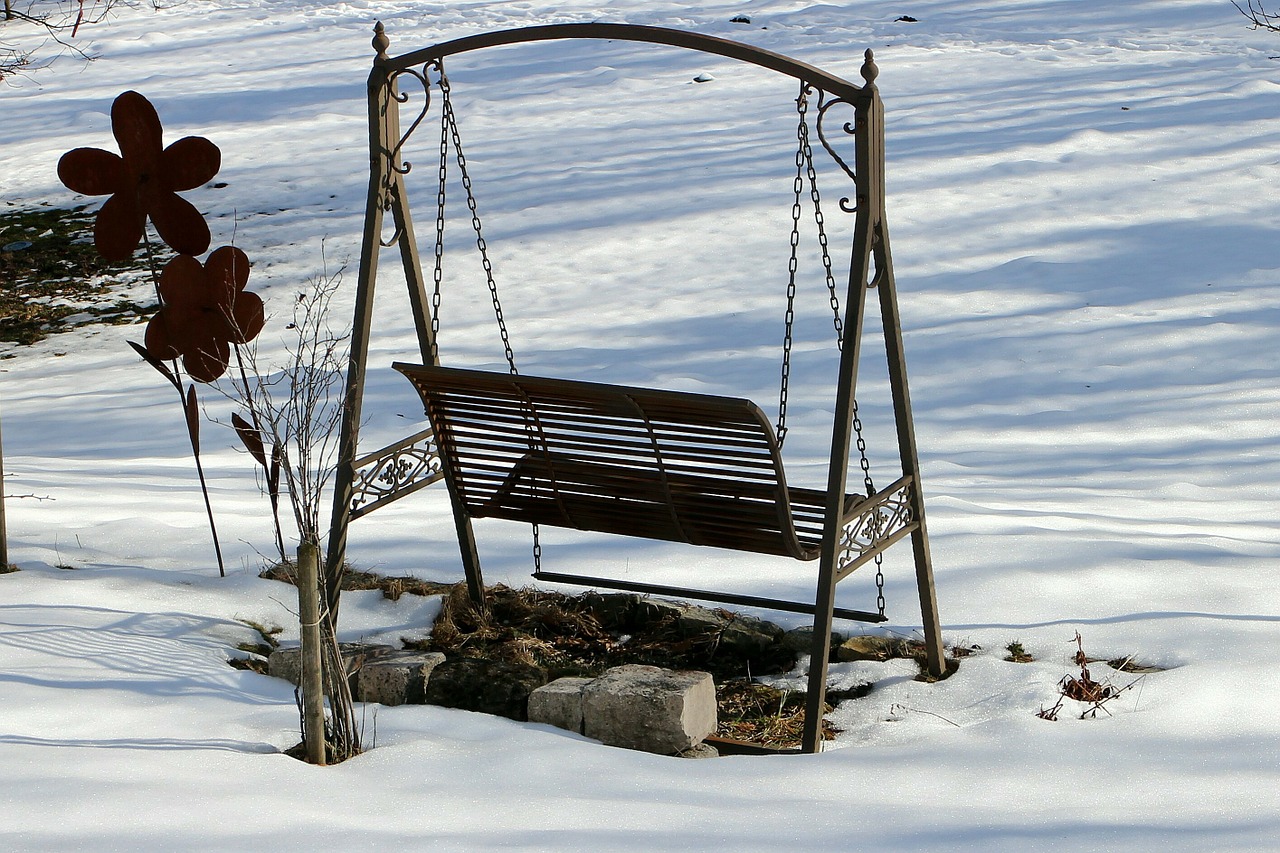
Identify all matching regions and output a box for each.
[2,1,1279,849]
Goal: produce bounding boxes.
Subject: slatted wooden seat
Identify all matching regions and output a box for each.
[394,363,857,561]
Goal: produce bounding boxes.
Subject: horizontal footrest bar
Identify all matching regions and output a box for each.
[702,735,801,756]
[532,571,887,624]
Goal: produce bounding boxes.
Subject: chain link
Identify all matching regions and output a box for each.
[778,82,852,448]
[875,553,886,617]
[438,65,537,567]
[533,523,543,573]
[853,391,883,617]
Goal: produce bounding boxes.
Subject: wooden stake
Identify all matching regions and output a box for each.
[0,394,8,569]
[298,539,326,765]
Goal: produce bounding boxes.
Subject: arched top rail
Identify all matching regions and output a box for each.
[378,22,876,104]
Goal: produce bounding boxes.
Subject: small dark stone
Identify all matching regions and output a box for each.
[782,626,848,659]
[895,15,918,23]
[677,742,720,758]
[730,15,751,24]
[579,592,645,630]
[424,658,548,721]
[718,614,785,657]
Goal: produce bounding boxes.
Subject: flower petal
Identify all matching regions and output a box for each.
[57,148,127,197]
[205,246,251,295]
[158,255,205,307]
[150,192,212,257]
[230,292,265,344]
[111,91,163,175]
[185,338,231,383]
[94,191,145,262]
[161,136,221,191]
[144,312,181,362]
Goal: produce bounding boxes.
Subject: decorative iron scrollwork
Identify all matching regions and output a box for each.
[814,92,859,214]
[836,477,915,576]
[378,62,439,247]
[386,62,439,176]
[349,428,445,520]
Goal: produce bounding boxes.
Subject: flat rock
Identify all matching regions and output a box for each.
[783,626,849,657]
[718,613,785,656]
[578,592,645,629]
[836,635,902,662]
[267,642,389,690]
[582,664,717,755]
[676,742,720,759]
[527,676,593,733]
[356,650,446,706]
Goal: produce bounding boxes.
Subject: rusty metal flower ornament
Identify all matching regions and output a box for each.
[144,246,265,382]
[57,90,220,261]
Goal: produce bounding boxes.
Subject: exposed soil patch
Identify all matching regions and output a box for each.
[406,583,797,684]
[0,204,167,347]
[254,569,959,749]
[406,583,830,747]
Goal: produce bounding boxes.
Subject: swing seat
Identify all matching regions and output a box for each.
[394,363,863,560]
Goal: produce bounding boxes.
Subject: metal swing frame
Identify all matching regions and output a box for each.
[325,22,944,754]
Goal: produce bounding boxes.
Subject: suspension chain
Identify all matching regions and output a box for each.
[791,84,884,615]
[802,103,844,349]
[439,68,518,376]
[851,370,884,616]
[775,85,808,449]
[430,67,449,363]
[438,65,540,569]
[778,83,852,447]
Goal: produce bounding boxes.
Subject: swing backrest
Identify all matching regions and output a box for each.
[394,363,828,560]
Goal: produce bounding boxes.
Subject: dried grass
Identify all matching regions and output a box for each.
[715,680,839,747]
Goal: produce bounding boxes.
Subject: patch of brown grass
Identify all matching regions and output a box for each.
[406,584,798,684]
[258,562,453,601]
[715,680,839,748]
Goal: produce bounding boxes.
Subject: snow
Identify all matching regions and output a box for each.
[3,1,1280,849]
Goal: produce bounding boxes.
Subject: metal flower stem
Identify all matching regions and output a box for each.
[140,229,226,577]
[183,386,225,577]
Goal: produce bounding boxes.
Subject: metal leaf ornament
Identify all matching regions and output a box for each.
[57,91,220,261]
[144,246,265,382]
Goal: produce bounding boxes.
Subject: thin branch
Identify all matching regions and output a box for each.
[1,1,176,81]
[211,254,351,551]
[1236,0,1280,33]
[890,703,961,727]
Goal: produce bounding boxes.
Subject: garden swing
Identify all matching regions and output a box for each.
[326,23,944,754]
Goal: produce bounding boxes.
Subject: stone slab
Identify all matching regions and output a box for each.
[527,676,593,733]
[267,642,388,687]
[356,650,447,706]
[582,664,717,755]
